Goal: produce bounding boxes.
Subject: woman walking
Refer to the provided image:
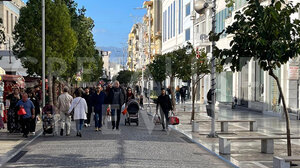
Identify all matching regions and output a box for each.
[125,87,135,103]
[68,89,87,137]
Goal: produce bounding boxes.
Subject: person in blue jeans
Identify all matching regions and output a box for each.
[68,89,87,137]
[16,93,35,138]
[92,85,106,131]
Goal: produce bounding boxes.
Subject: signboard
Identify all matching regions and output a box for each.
[288,66,299,80]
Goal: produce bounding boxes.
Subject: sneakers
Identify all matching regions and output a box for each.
[31,132,35,135]
[84,123,88,127]
[95,128,98,131]
[98,128,101,131]
[60,129,63,136]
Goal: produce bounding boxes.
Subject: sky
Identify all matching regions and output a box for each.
[23,0,147,48]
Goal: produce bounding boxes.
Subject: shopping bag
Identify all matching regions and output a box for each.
[122,107,127,115]
[17,107,26,116]
[107,115,111,122]
[153,113,161,125]
[169,112,179,125]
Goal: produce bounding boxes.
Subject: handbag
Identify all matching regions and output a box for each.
[17,106,27,116]
[153,113,161,125]
[169,112,179,125]
[122,107,127,115]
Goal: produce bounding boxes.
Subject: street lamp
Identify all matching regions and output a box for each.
[194,0,218,138]
[42,0,46,107]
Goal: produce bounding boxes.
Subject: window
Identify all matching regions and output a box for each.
[11,14,13,33]
[178,0,181,34]
[185,3,190,17]
[168,6,170,39]
[200,21,206,34]
[255,62,264,102]
[163,11,166,41]
[6,10,9,34]
[170,4,172,38]
[173,1,175,37]
[185,28,190,41]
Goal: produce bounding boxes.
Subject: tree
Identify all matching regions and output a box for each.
[63,1,101,82]
[147,54,167,90]
[212,0,300,156]
[116,70,134,85]
[187,45,210,122]
[13,0,77,105]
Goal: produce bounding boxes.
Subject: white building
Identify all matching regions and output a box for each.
[0,0,26,76]
[162,0,194,88]
[195,0,300,119]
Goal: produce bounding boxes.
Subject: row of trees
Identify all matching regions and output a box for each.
[146,43,216,123]
[12,0,103,105]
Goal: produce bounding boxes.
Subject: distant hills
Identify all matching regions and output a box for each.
[96,46,127,65]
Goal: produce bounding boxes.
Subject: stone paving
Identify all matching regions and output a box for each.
[1,109,232,168]
[166,102,300,168]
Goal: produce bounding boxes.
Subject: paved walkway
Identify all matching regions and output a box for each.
[1,109,232,168]
[167,102,300,168]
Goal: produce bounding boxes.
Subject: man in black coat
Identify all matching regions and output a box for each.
[156,88,173,131]
[108,81,126,130]
[83,87,93,127]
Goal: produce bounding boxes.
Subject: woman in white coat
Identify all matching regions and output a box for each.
[68,89,87,137]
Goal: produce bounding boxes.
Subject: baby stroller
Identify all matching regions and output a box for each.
[42,104,55,136]
[125,99,139,126]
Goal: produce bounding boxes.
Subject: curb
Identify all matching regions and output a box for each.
[169,125,239,168]
[0,129,43,167]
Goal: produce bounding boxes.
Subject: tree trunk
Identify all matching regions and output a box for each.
[191,78,196,123]
[170,76,176,111]
[269,70,292,156]
[48,73,53,106]
[53,76,57,107]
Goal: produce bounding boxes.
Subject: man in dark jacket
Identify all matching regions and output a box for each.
[92,85,106,131]
[156,88,173,131]
[108,81,126,130]
[83,87,92,127]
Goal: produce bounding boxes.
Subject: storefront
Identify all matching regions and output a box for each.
[216,71,233,103]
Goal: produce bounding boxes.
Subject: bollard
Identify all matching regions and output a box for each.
[192,120,199,132]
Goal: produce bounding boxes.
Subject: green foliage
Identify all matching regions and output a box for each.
[212,0,300,73]
[64,1,101,82]
[13,0,77,78]
[116,70,134,85]
[147,54,167,83]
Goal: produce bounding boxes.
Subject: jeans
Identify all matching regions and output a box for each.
[159,109,169,129]
[30,115,36,132]
[94,112,102,128]
[21,117,31,136]
[75,119,84,133]
[111,109,121,129]
[176,93,180,104]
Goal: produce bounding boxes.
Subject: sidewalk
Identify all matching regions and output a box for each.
[0,122,42,167]
[151,102,300,168]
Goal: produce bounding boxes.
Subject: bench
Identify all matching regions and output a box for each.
[196,120,257,132]
[219,136,300,155]
[273,156,300,168]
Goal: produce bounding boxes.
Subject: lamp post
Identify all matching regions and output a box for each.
[194,0,217,138]
[42,0,46,107]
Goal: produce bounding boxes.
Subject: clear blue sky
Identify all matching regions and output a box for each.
[23,0,147,48]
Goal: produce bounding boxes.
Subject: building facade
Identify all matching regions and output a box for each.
[0,0,26,75]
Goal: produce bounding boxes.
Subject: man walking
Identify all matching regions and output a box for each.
[92,85,106,131]
[83,87,92,127]
[57,87,73,136]
[156,88,173,131]
[180,86,186,104]
[108,81,125,130]
[16,93,35,138]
